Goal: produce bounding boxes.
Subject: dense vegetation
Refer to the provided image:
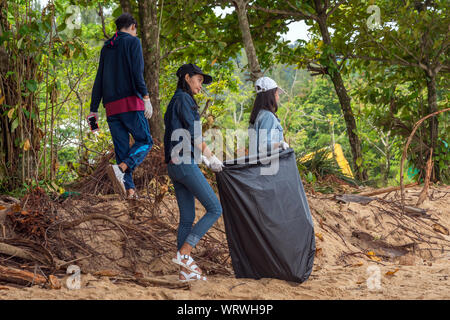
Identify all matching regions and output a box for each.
[0,0,448,195]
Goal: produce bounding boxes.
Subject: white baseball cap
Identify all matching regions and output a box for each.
[255,76,286,94]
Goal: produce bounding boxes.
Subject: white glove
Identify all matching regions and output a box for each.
[206,155,224,172]
[143,98,153,119]
[280,141,289,150]
[201,155,211,167]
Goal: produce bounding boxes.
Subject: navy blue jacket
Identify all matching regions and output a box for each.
[164,89,203,163]
[90,32,149,112]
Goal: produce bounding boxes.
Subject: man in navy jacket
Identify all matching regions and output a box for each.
[89,13,153,199]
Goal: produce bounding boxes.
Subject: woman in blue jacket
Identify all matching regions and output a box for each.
[248,76,289,154]
[164,64,223,282]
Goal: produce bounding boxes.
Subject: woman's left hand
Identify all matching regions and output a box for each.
[280,141,289,150]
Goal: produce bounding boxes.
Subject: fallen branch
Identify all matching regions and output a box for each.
[0,242,47,264]
[0,265,47,286]
[357,183,418,197]
[114,276,190,290]
[60,213,129,240]
[1,239,56,268]
[400,108,450,211]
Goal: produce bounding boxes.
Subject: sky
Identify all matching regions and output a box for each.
[212,6,311,43]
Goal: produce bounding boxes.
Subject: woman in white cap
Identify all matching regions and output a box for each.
[248,76,289,154]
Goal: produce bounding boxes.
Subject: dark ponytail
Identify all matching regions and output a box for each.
[177,73,199,109]
[249,88,278,125]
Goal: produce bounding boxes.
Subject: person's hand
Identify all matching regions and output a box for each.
[201,155,211,167]
[143,98,153,119]
[88,112,99,120]
[208,155,224,172]
[280,141,289,150]
[87,112,99,132]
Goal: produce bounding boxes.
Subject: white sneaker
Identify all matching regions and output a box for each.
[107,164,126,197]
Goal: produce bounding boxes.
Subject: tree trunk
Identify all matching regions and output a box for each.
[119,0,132,13]
[425,72,439,181]
[232,0,263,82]
[316,15,368,181]
[384,138,391,183]
[138,0,164,142]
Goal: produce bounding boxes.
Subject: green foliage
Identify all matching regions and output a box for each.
[1,0,448,194]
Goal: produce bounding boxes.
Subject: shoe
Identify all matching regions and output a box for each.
[106,164,126,198]
[172,251,202,275]
[179,270,207,282]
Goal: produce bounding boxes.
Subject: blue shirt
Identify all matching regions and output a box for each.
[248,109,284,153]
[164,89,203,163]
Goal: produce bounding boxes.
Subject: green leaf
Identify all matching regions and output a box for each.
[26,80,38,92]
[356,157,363,167]
[57,23,67,32]
[11,118,18,132]
[17,37,24,50]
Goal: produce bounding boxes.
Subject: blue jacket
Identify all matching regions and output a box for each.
[164,89,203,163]
[248,109,284,152]
[90,32,149,112]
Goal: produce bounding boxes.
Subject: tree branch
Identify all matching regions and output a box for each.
[286,0,317,19]
[389,32,424,68]
[307,63,328,75]
[327,0,346,18]
[160,45,190,61]
[250,5,315,20]
[98,4,109,40]
[433,25,450,61]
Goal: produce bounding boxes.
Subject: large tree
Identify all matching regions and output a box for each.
[342,0,449,181]
[251,0,368,181]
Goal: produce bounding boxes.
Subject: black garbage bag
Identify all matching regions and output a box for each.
[215,148,315,283]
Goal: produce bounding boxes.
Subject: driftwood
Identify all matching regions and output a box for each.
[357,183,418,197]
[335,194,374,205]
[0,265,47,286]
[0,242,47,264]
[0,239,56,268]
[337,194,429,218]
[0,195,20,204]
[114,276,190,290]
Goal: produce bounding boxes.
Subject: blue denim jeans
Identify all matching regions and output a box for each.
[167,163,222,250]
[107,111,153,190]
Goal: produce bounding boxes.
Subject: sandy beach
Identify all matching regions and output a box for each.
[1,185,449,300]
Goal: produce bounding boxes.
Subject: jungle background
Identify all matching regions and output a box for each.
[0,0,448,196]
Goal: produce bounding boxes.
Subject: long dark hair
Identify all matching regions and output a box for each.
[249,88,278,125]
[177,72,199,109]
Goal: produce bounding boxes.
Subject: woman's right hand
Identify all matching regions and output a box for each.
[202,154,223,172]
[208,155,224,172]
[198,142,224,172]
